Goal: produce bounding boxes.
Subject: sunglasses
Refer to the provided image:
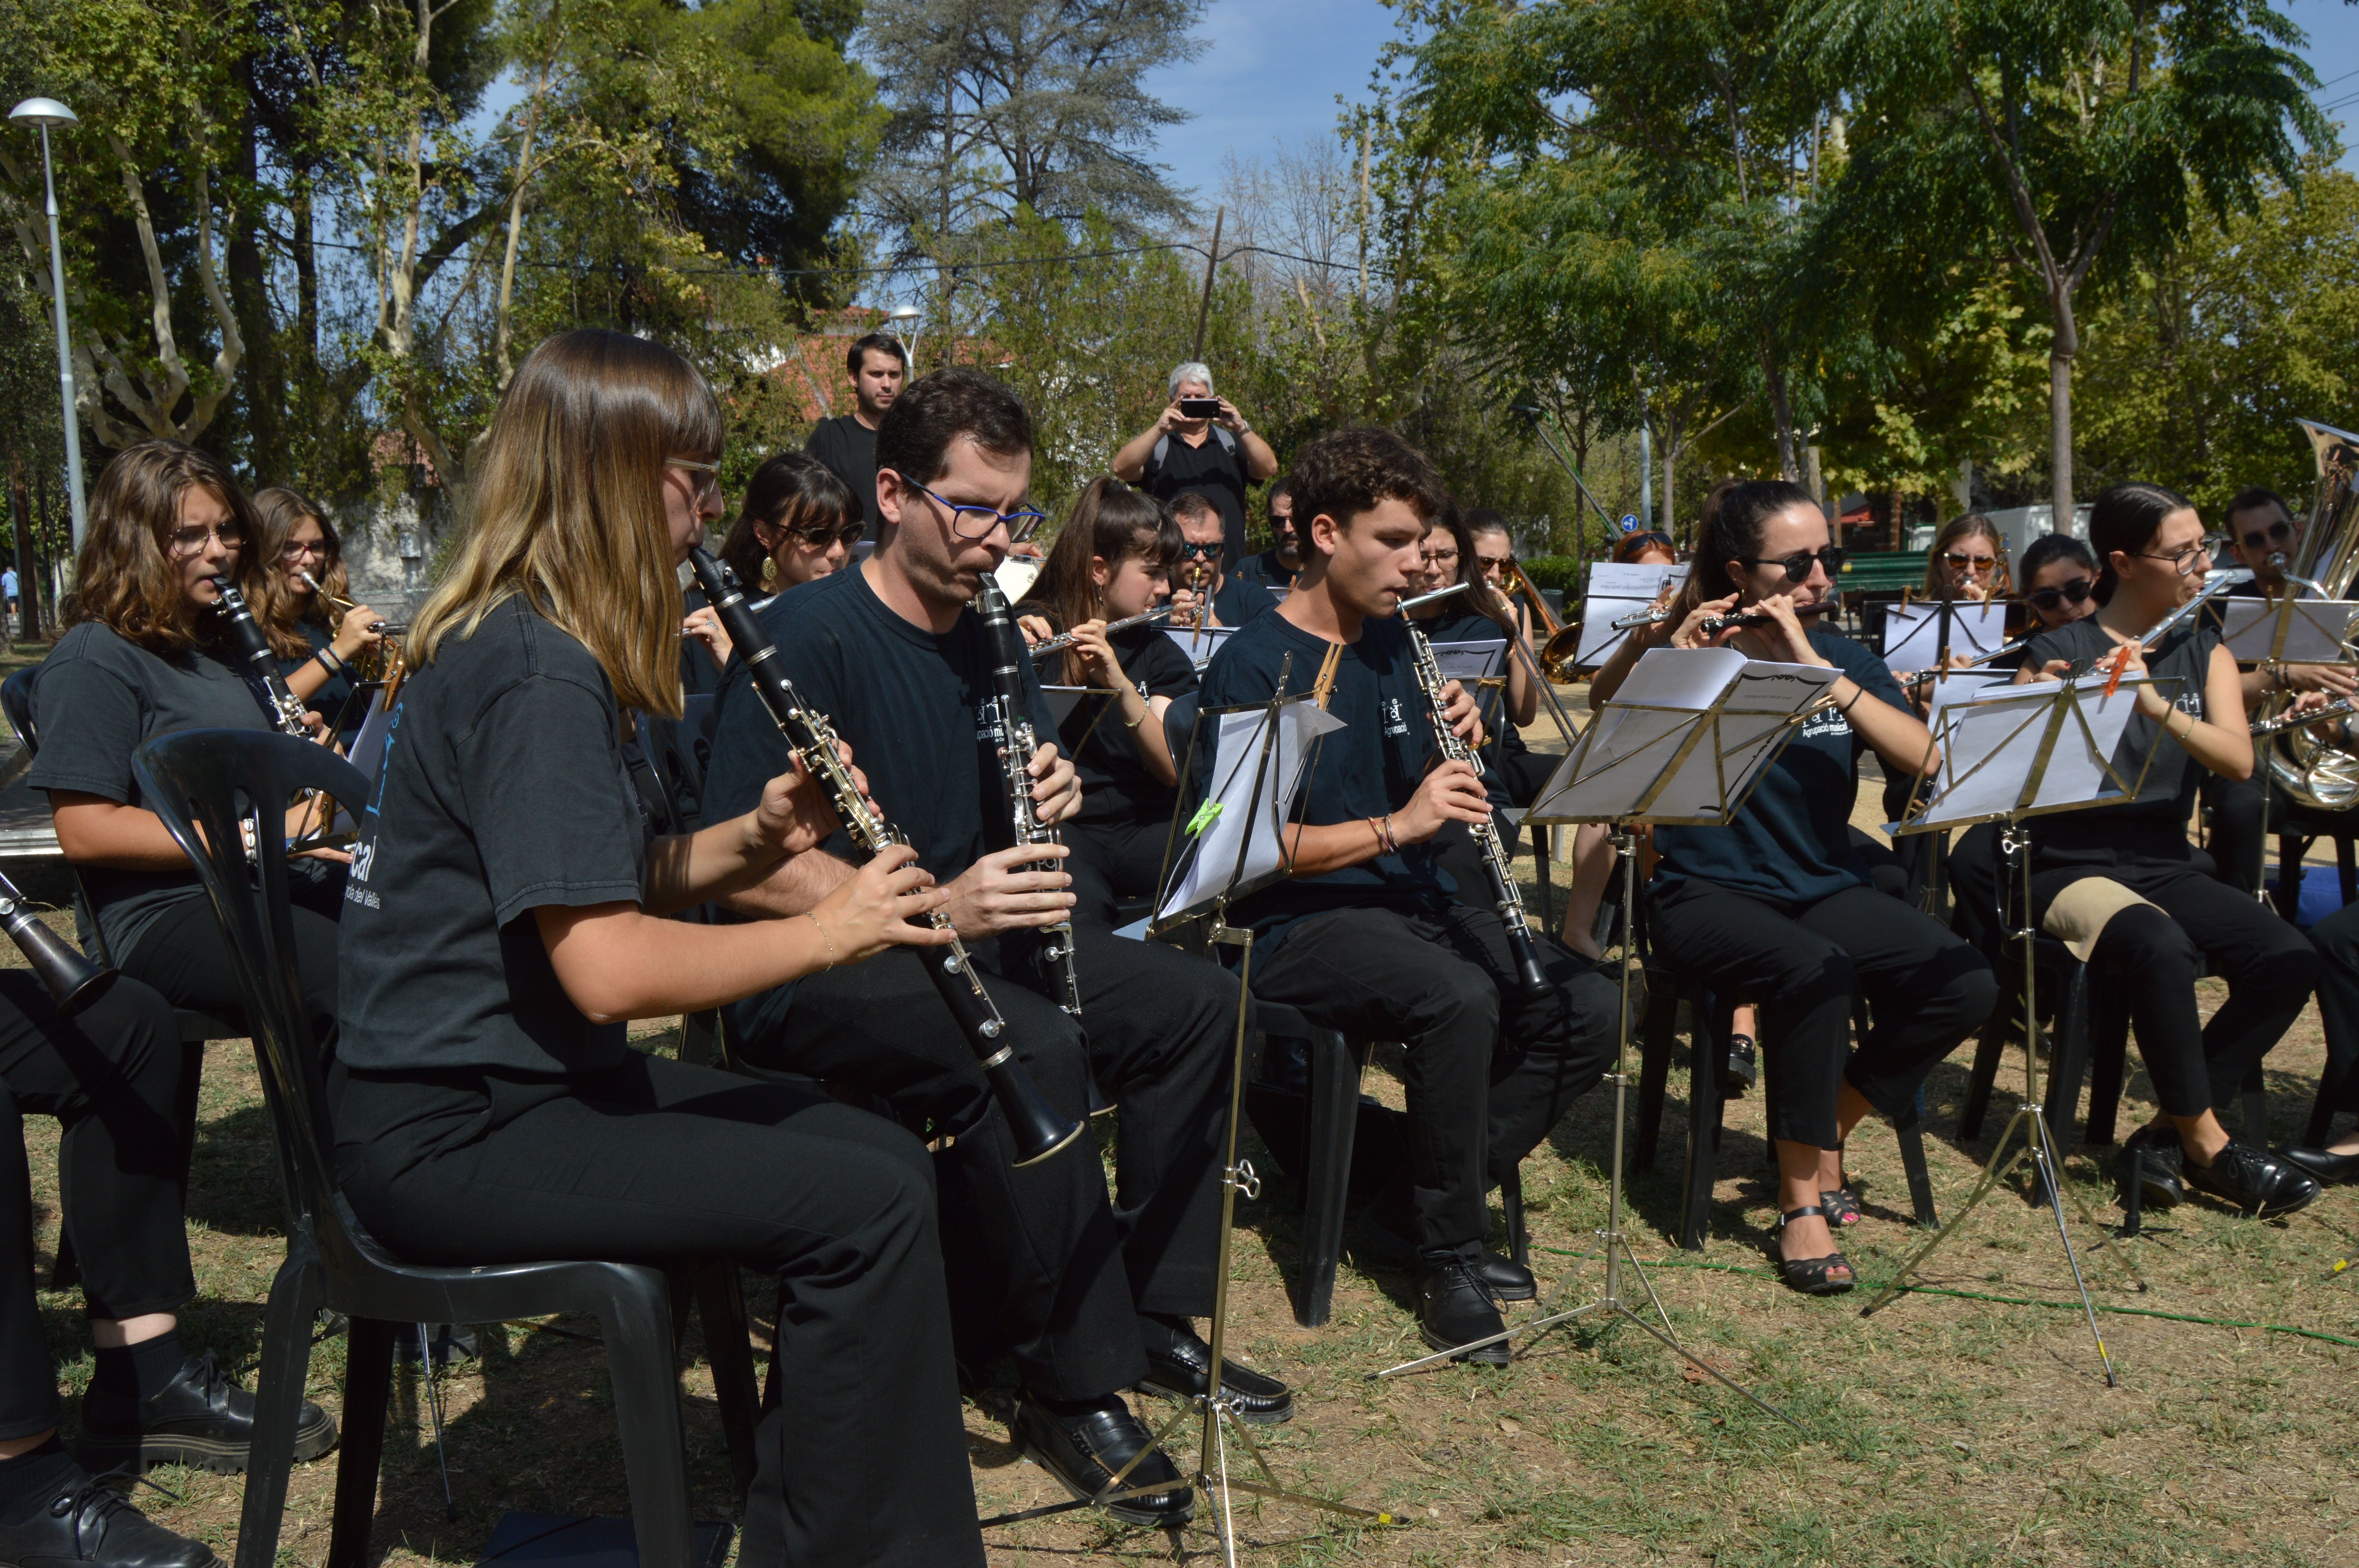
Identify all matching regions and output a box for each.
[1942,551,1999,575]
[781,519,867,549]
[2240,519,2294,550]
[2026,576,2095,611]
[1176,540,1221,561]
[1736,545,1843,583]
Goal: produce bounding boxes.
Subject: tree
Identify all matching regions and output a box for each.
[862,0,1207,268]
[1794,0,2330,519]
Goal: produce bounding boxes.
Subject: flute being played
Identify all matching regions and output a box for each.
[1696,600,1834,637]
[1026,604,1175,657]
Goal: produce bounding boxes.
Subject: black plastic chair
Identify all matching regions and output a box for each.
[128,730,708,1568]
[1635,967,1939,1250]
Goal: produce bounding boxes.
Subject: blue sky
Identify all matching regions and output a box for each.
[1137,0,2359,210]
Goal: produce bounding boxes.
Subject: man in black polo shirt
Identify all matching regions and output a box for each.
[1198,427,1617,1364]
[1232,477,1300,589]
[804,331,907,539]
[704,368,1284,1527]
[1166,492,1275,632]
[1112,361,1278,569]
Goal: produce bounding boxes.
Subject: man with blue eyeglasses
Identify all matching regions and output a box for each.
[702,368,1281,1527]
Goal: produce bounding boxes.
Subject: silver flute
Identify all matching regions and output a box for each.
[975,576,1083,1020]
[1611,604,1672,631]
[1404,616,1551,998]
[1027,604,1176,658]
[2252,696,2357,737]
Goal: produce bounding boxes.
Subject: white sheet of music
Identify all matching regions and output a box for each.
[1914,672,2152,828]
[1430,639,1506,683]
[1165,624,1238,668]
[1572,562,1688,668]
[2212,597,2359,664]
[1156,699,1345,921]
[1881,601,2006,671]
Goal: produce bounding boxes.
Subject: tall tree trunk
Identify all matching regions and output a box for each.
[29,465,50,637]
[225,49,282,475]
[7,455,34,644]
[1889,486,1905,552]
[2048,287,2078,523]
[1757,336,1799,481]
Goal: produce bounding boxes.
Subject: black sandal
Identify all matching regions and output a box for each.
[1819,1185,1863,1227]
[1768,1205,1854,1296]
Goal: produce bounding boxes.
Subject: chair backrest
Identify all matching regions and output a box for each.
[129,730,369,1267]
[2,668,38,755]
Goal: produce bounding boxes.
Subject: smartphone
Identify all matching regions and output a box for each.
[1177,397,1223,419]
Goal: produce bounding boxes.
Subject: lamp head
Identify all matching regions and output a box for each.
[9,98,76,129]
[887,305,920,326]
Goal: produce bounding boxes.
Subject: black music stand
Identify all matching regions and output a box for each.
[1860,670,2174,1385]
[1367,648,1830,1423]
[981,662,1402,1557]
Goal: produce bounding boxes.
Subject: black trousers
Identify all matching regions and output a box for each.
[1647,878,1998,1149]
[728,922,1235,1400]
[123,892,339,1057]
[1246,902,1618,1253]
[2034,861,2319,1119]
[1066,817,1174,928]
[1492,744,1556,808]
[2309,902,2359,1123]
[333,1053,982,1568]
[2201,772,2276,894]
[0,973,197,1437]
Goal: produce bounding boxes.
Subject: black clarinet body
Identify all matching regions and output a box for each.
[209,579,312,737]
[686,549,1082,1166]
[971,576,1083,1019]
[1405,621,1553,1000]
[0,871,114,1017]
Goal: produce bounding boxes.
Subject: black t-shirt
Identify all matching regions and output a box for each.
[1197,610,1455,951]
[336,598,649,1075]
[1232,549,1296,590]
[284,619,362,733]
[1061,621,1198,827]
[1212,573,1277,628]
[27,622,278,962]
[703,563,1058,884]
[805,414,882,537]
[1145,432,1252,569]
[1651,628,1912,906]
[2020,613,2217,866]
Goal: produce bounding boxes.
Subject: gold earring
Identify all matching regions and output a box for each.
[761,555,779,587]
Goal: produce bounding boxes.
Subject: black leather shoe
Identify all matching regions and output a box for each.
[1012,1395,1193,1528]
[2115,1128,2184,1210]
[1416,1253,1509,1365]
[1355,1208,1534,1300]
[1722,1034,1758,1097]
[1138,1330,1293,1425]
[2283,1144,2359,1184]
[2183,1140,2322,1215]
[0,1470,219,1568]
[78,1352,336,1476]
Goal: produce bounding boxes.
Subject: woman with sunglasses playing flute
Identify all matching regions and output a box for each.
[680,452,866,693]
[1642,482,1998,1295]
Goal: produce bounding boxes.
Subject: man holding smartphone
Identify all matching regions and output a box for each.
[1112,362,1279,569]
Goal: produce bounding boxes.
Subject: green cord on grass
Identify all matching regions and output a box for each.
[1533,1246,2359,1349]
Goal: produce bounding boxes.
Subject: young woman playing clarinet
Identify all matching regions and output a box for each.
[1014,476,1187,926]
[1646,481,1998,1294]
[30,444,342,1040]
[2010,482,2322,1216]
[681,450,863,694]
[332,328,983,1566]
[251,485,384,724]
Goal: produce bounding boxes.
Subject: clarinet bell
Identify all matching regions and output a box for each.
[996,1060,1087,1167]
[0,900,117,1018]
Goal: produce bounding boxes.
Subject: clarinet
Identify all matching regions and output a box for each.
[209,579,312,737]
[686,549,1083,1167]
[0,871,114,1017]
[1405,619,1554,999]
[973,575,1083,1019]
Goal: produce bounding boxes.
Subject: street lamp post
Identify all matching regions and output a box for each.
[9,97,87,554]
[887,304,922,373]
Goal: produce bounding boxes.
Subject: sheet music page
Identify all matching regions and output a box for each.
[1156,699,1345,921]
[1430,639,1506,683]
[1165,624,1238,668]
[1572,562,1688,668]
[1881,601,2007,671]
[344,690,393,783]
[2214,598,2359,664]
[1640,661,1840,820]
[1914,673,2153,828]
[1036,685,1112,725]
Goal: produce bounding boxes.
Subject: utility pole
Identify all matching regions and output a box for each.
[1639,388,1654,532]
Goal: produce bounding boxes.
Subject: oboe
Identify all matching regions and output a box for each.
[685,549,1083,1166]
[974,576,1083,1019]
[209,579,312,737]
[1027,604,1176,658]
[1405,618,1552,999]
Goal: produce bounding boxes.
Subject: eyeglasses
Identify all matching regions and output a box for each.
[278,539,327,561]
[1175,540,1222,562]
[1736,545,1843,583]
[889,472,1047,542]
[168,523,245,556]
[782,519,867,549]
[2026,577,2095,612]
[2132,544,2210,575]
[1942,552,1999,576]
[1419,547,1459,566]
[665,457,723,505]
[2240,519,2294,551]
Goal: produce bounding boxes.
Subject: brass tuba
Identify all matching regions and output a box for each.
[2256,419,2359,809]
[1502,558,1586,681]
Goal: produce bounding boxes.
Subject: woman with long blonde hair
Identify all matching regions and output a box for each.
[333,328,986,1567]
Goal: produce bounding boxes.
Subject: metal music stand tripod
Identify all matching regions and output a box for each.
[1859,672,2172,1385]
[983,661,1399,1561]
[1369,649,1826,1425]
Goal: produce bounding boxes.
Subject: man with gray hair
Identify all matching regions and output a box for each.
[1112,361,1279,569]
